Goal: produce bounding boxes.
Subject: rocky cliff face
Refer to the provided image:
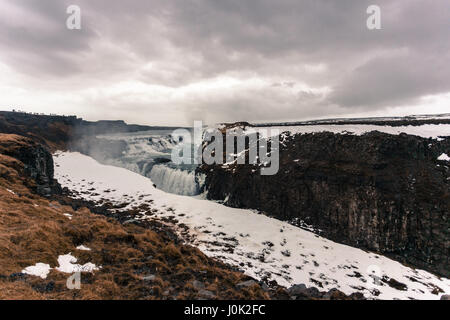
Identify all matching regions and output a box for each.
[0,134,61,196]
[199,131,450,277]
[0,112,78,151]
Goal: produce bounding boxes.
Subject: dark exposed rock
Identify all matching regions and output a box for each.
[440,295,450,300]
[32,281,55,294]
[154,157,172,164]
[192,280,205,290]
[349,292,366,300]
[323,288,349,300]
[198,289,216,299]
[287,284,365,300]
[301,286,321,298]
[383,277,408,291]
[288,286,321,299]
[287,284,307,295]
[9,273,28,282]
[0,135,61,196]
[199,131,450,277]
[236,280,258,289]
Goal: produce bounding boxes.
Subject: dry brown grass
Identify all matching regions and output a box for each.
[0,133,271,300]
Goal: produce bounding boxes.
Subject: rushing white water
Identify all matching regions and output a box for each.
[98,130,181,155]
[149,165,199,196]
[93,129,203,196]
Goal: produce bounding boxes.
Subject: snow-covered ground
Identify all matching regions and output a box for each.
[54,152,450,300]
[438,153,450,161]
[245,124,450,140]
[22,263,51,279]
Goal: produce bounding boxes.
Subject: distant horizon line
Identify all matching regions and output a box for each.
[1,108,450,128]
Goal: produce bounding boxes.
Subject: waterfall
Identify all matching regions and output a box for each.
[149,165,200,196]
[93,129,202,196]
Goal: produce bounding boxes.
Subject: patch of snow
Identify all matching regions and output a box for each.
[6,189,16,195]
[437,153,450,161]
[54,152,450,300]
[20,253,99,279]
[22,263,51,279]
[76,245,91,251]
[63,213,73,220]
[55,254,99,273]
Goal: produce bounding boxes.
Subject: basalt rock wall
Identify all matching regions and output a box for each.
[199,131,450,277]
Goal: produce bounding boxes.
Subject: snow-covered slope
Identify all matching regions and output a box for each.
[54,152,450,300]
[244,124,450,140]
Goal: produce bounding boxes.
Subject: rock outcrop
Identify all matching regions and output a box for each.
[0,134,61,196]
[199,131,450,277]
[0,112,78,151]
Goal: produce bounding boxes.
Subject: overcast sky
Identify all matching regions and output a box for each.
[0,0,449,126]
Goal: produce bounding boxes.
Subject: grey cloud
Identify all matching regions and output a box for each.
[0,0,97,77]
[328,51,450,109]
[0,0,448,125]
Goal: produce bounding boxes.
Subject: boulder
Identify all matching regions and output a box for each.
[236,280,257,289]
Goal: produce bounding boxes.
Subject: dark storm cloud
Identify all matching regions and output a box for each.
[0,0,448,125]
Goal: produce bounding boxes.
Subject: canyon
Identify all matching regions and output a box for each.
[0,111,449,299]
